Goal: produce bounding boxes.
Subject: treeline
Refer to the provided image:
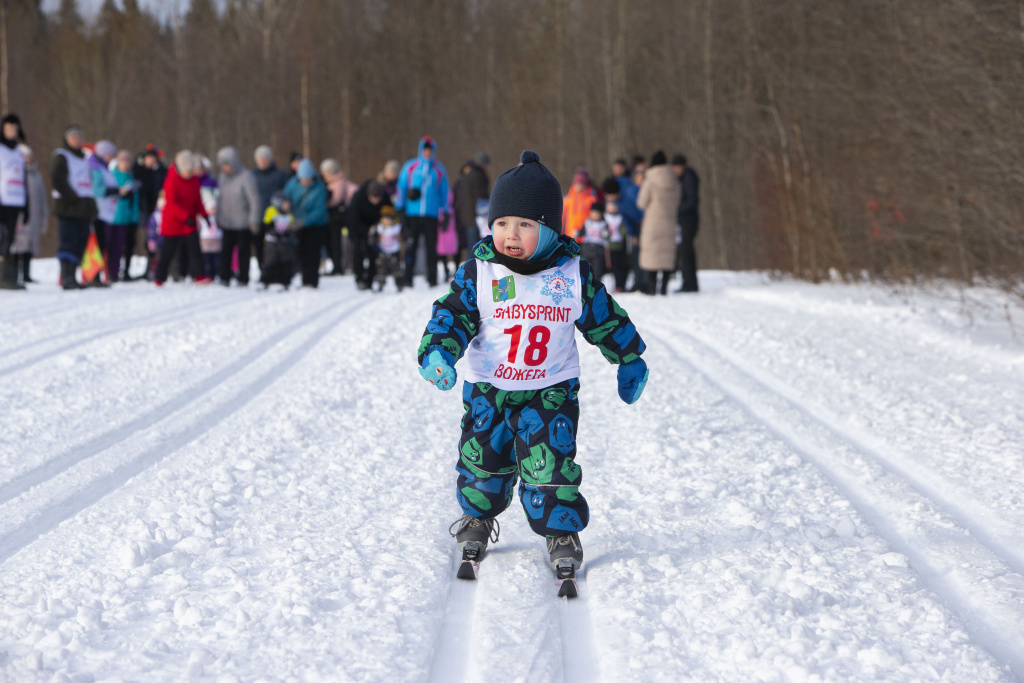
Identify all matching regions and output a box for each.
[3,0,1023,285]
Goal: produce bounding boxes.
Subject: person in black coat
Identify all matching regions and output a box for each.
[253,146,290,266]
[132,146,167,280]
[346,180,393,289]
[671,154,700,293]
[452,152,490,257]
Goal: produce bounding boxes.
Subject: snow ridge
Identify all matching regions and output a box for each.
[0,298,369,565]
[651,329,1024,679]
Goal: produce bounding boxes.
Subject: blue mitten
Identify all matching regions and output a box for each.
[617,358,649,404]
[419,350,457,391]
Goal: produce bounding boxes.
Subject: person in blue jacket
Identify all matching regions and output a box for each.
[395,136,449,288]
[284,158,328,288]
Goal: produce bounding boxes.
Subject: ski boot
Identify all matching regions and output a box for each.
[547,533,583,598]
[449,514,500,580]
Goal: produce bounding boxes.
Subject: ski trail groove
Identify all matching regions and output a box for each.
[656,321,1024,578]
[0,296,241,377]
[0,297,100,325]
[649,329,1024,680]
[0,297,348,507]
[0,298,370,565]
[0,295,235,357]
[558,567,601,683]
[427,554,477,683]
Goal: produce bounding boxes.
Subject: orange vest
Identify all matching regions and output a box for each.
[562,186,597,242]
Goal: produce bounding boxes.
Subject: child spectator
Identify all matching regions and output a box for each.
[107,150,140,282]
[417,151,649,594]
[260,191,297,288]
[146,192,164,281]
[604,200,629,292]
[437,189,460,282]
[580,200,608,284]
[198,184,222,280]
[372,205,404,292]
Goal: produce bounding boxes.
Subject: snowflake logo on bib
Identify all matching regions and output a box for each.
[540,270,575,305]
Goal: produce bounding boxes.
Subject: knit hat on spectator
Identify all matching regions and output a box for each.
[64,125,84,142]
[488,150,563,231]
[650,150,668,166]
[296,158,317,180]
[380,205,397,219]
[572,167,591,186]
[254,145,273,163]
[671,153,688,167]
[319,158,341,176]
[95,140,117,160]
[590,201,605,215]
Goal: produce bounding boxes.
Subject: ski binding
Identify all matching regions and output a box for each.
[554,558,578,598]
[457,541,483,580]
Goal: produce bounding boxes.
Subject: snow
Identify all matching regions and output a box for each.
[1,260,1022,682]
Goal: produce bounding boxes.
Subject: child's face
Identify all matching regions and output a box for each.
[281,199,291,213]
[589,209,602,221]
[492,215,540,260]
[381,216,394,226]
[606,201,619,215]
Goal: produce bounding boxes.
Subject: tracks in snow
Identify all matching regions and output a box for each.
[0,297,370,565]
[648,325,1024,680]
[0,295,240,378]
[428,536,600,683]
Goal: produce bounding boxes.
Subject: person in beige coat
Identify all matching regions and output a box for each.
[637,151,681,295]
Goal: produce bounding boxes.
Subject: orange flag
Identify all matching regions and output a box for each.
[81,232,105,283]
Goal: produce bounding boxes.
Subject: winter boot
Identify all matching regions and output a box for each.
[546,532,583,572]
[0,256,26,290]
[20,254,34,283]
[449,514,500,570]
[60,259,82,290]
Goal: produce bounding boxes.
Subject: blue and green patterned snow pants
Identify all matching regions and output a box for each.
[456,378,588,537]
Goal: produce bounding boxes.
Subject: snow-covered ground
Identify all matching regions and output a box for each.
[1,259,1022,682]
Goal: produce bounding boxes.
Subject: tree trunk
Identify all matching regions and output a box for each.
[703,0,727,269]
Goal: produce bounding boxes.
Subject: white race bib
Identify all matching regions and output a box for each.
[464,258,583,390]
[55,149,95,199]
[0,145,26,207]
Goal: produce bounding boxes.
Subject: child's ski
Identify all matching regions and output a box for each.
[456,541,484,580]
[554,558,578,598]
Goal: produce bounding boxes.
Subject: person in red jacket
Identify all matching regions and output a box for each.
[154,150,211,286]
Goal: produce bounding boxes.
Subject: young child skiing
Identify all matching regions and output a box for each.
[417,151,649,597]
[372,205,404,292]
[260,191,298,288]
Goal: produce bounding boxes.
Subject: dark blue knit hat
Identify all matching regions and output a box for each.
[488,150,563,231]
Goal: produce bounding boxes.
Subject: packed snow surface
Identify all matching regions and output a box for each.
[1,261,1023,682]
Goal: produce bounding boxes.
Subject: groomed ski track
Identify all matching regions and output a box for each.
[650,327,1024,680]
[0,265,1019,681]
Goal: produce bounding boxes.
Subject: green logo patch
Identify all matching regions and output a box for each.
[492,276,516,302]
